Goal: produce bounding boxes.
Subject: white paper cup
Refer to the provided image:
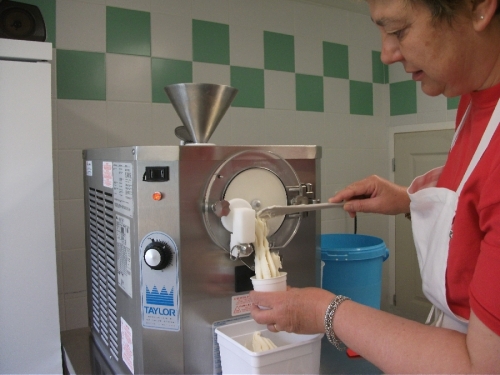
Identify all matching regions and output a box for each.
[251,272,287,292]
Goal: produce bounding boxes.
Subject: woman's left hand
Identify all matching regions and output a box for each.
[249,287,334,334]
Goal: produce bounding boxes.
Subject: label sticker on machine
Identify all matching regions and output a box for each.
[121,317,134,374]
[139,231,180,331]
[103,161,113,188]
[86,161,92,176]
[231,294,252,316]
[113,162,134,218]
[116,214,133,298]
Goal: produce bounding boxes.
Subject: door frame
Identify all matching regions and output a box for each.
[386,121,455,306]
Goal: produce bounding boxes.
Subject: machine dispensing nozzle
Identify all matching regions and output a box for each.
[219,198,256,259]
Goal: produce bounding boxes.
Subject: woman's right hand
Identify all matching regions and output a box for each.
[329,175,410,217]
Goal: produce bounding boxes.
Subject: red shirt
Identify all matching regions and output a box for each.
[437,83,500,335]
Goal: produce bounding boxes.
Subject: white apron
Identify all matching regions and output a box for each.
[408,98,500,333]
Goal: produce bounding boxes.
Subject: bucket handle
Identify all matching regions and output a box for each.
[383,248,389,261]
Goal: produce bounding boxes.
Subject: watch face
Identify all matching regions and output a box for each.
[0,7,35,39]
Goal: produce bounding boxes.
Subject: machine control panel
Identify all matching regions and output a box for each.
[139,231,180,331]
[143,241,173,270]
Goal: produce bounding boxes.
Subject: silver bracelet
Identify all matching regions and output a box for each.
[324,295,351,351]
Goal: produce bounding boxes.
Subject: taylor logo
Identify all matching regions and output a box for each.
[145,285,174,306]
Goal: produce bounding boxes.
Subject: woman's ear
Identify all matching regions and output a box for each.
[472,0,498,31]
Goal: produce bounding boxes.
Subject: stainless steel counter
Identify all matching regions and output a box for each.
[61,327,381,374]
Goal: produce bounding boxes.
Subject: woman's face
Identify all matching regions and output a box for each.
[368,0,477,97]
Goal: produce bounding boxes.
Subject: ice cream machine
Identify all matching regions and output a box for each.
[83,84,322,374]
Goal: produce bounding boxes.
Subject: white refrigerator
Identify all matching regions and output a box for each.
[0,38,62,374]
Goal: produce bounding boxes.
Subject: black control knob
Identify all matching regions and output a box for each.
[143,241,173,270]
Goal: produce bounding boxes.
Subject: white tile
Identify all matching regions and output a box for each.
[106,54,152,102]
[151,0,192,15]
[293,2,323,38]
[373,83,389,118]
[389,113,418,127]
[53,152,59,201]
[349,46,372,82]
[322,7,350,45]
[62,249,87,294]
[59,199,85,250]
[324,77,349,114]
[54,200,61,253]
[264,109,297,145]
[105,0,150,11]
[152,103,184,145]
[57,99,107,150]
[191,0,230,23]
[230,25,264,69]
[192,62,230,86]
[51,48,57,99]
[261,0,295,35]
[151,12,192,60]
[371,148,391,180]
[58,295,66,331]
[56,0,106,52]
[295,36,323,75]
[417,110,448,124]
[417,90,447,113]
[370,119,390,150]
[56,241,63,293]
[229,0,264,30]
[348,11,380,50]
[323,112,352,151]
[208,110,232,145]
[64,295,89,330]
[230,108,266,145]
[58,150,84,200]
[264,70,295,110]
[52,99,58,150]
[107,101,152,147]
[446,109,458,122]
[294,111,326,146]
[349,115,378,150]
[389,63,410,83]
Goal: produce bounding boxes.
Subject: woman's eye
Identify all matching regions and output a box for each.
[389,29,405,39]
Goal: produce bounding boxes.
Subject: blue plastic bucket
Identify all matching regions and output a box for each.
[320,234,389,309]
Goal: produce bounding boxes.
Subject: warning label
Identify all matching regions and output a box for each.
[231,294,252,316]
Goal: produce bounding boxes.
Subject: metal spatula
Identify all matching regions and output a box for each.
[257,202,344,219]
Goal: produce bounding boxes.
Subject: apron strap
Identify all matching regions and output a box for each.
[456,98,500,194]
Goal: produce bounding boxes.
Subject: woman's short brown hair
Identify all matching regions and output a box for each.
[412,0,500,22]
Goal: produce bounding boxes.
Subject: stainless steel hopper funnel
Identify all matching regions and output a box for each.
[165,83,238,144]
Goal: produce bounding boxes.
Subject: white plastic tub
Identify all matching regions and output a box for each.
[215,319,323,374]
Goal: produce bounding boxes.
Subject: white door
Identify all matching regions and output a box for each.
[393,129,455,322]
[0,40,61,374]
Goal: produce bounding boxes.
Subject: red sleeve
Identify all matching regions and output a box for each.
[470,157,500,336]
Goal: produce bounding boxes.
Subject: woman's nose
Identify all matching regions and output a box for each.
[380,35,403,65]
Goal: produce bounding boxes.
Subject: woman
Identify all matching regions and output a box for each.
[250,0,500,372]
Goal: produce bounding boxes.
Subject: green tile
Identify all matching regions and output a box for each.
[390,80,417,116]
[230,66,265,108]
[350,80,373,116]
[151,58,193,103]
[372,51,389,84]
[16,0,56,45]
[264,31,295,72]
[296,74,324,112]
[192,19,229,65]
[447,96,460,110]
[106,7,150,56]
[323,42,349,79]
[56,49,106,100]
